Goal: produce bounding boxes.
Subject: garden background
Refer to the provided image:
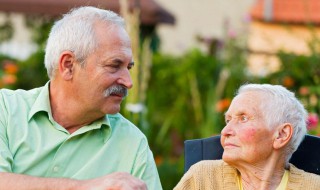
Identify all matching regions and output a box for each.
[1,1,320,190]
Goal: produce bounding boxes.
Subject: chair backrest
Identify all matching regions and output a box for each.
[184,134,320,175]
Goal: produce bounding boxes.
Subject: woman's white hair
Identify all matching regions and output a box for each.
[44,6,125,79]
[237,84,307,163]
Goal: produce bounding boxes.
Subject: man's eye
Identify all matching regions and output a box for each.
[225,118,230,124]
[111,64,120,68]
[128,63,134,70]
[106,64,120,71]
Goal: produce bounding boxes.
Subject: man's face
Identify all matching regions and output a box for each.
[220,91,275,167]
[72,22,133,115]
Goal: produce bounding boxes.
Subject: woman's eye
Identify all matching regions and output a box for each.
[240,115,249,122]
[225,118,230,124]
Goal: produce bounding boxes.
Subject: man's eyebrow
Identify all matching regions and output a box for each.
[111,58,124,64]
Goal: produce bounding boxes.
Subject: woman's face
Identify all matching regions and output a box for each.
[220,91,276,167]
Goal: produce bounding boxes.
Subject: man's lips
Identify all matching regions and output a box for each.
[110,93,124,97]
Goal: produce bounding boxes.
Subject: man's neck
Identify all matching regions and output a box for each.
[49,81,103,134]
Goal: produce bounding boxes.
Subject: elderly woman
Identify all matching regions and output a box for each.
[174,84,320,190]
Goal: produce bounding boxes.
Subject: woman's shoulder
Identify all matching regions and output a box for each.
[289,164,320,188]
[289,164,320,178]
[188,159,232,173]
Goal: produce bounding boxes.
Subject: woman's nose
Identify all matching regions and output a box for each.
[221,122,235,136]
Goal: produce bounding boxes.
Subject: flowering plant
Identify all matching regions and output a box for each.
[0,59,19,88]
[307,113,319,132]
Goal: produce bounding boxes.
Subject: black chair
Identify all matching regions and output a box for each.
[184,134,320,175]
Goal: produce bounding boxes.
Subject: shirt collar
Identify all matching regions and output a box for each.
[70,116,112,141]
[28,81,52,121]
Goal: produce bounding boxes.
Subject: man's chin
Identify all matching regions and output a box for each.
[103,105,121,115]
[108,110,120,115]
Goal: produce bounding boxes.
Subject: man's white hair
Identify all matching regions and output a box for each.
[44,6,125,79]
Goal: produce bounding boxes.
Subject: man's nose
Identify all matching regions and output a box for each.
[118,69,133,89]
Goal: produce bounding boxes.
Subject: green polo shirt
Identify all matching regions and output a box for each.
[0,82,162,190]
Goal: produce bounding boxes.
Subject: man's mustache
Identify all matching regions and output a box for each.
[104,85,128,98]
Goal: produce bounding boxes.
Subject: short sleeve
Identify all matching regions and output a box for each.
[131,137,163,190]
[0,91,13,172]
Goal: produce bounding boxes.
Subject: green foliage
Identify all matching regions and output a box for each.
[15,50,48,89]
[0,51,48,90]
[25,15,54,48]
[147,50,219,143]
[157,157,184,190]
[0,16,52,90]
[145,44,254,154]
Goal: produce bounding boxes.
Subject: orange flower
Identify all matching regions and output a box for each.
[2,74,17,85]
[299,86,309,96]
[310,94,318,106]
[215,98,231,112]
[155,156,163,166]
[3,61,19,74]
[282,76,295,87]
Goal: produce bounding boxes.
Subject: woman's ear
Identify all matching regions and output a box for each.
[273,123,293,149]
[58,51,76,80]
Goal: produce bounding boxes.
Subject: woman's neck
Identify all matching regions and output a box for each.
[235,155,286,190]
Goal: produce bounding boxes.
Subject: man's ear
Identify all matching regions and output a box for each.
[273,123,293,149]
[58,51,76,80]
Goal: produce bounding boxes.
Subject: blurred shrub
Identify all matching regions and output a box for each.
[0,15,52,90]
[0,50,48,90]
[15,50,48,89]
[0,55,19,89]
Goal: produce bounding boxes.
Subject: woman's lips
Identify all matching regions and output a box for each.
[223,143,238,148]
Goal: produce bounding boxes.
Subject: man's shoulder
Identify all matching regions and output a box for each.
[0,87,42,101]
[106,113,146,139]
[0,87,44,124]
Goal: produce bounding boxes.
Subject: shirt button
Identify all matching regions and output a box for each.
[53,166,59,172]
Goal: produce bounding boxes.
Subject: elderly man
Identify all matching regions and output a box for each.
[174,84,320,190]
[0,6,161,190]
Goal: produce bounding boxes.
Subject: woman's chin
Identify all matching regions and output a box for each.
[222,152,238,164]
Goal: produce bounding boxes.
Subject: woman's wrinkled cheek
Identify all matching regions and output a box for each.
[241,128,258,142]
